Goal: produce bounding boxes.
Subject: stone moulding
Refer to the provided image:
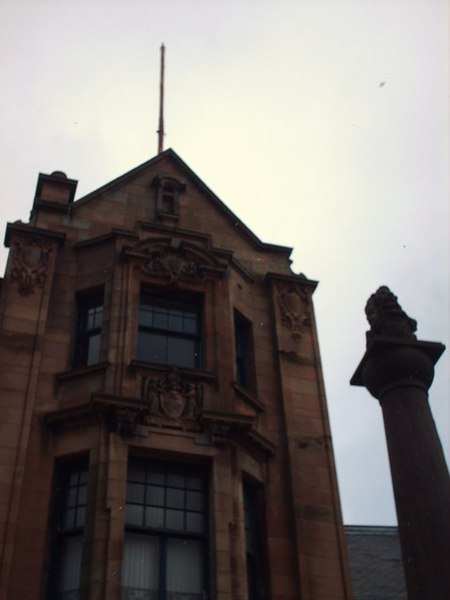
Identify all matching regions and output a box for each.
[44,392,275,457]
[199,409,275,458]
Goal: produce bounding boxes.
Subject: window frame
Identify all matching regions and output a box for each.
[122,458,209,600]
[243,479,267,600]
[47,459,89,600]
[73,292,104,368]
[234,309,255,390]
[137,289,203,370]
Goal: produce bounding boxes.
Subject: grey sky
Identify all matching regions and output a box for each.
[0,0,448,525]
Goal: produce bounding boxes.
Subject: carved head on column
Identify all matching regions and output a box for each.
[365,286,417,343]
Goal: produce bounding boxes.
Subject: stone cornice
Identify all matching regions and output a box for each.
[4,222,66,248]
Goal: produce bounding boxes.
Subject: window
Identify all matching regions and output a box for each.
[73,293,103,368]
[153,176,185,218]
[234,310,254,389]
[244,482,266,600]
[122,459,208,600]
[138,291,202,369]
[49,461,88,600]
[160,182,176,214]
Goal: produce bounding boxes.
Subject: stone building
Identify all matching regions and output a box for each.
[0,149,352,599]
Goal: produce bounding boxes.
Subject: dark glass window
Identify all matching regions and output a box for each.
[138,291,202,369]
[161,183,176,214]
[244,482,266,600]
[49,461,88,600]
[73,294,103,368]
[122,459,208,600]
[234,310,254,389]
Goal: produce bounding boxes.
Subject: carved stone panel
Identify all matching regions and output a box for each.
[142,367,202,423]
[277,283,311,340]
[143,248,204,284]
[10,237,52,295]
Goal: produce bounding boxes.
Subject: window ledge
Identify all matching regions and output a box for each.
[232,381,265,413]
[55,361,109,381]
[128,360,216,384]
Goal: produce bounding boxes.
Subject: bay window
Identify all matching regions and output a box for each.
[122,459,208,600]
[138,290,202,370]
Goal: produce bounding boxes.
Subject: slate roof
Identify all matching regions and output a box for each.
[345,525,407,600]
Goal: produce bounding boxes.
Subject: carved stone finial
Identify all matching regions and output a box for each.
[365,286,417,343]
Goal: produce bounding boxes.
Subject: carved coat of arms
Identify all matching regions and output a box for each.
[10,238,51,295]
[144,249,203,284]
[278,284,311,339]
[142,368,202,421]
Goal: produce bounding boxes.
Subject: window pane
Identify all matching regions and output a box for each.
[183,315,198,335]
[87,305,103,330]
[186,491,203,511]
[127,483,145,504]
[167,308,184,332]
[166,538,204,595]
[148,469,164,485]
[167,338,196,369]
[137,332,167,364]
[86,334,101,366]
[58,535,83,594]
[186,512,204,534]
[62,508,75,530]
[153,307,168,329]
[167,472,184,488]
[165,509,184,531]
[186,475,205,491]
[67,487,78,508]
[122,533,159,591]
[166,488,184,509]
[75,506,85,529]
[139,306,154,328]
[128,462,146,483]
[145,506,164,529]
[77,485,87,506]
[126,504,144,527]
[147,485,164,506]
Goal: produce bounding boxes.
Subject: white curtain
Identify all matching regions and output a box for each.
[166,538,203,599]
[58,535,82,600]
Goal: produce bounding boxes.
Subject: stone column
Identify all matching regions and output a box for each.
[351,286,450,600]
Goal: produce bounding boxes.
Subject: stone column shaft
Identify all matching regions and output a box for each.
[351,286,450,600]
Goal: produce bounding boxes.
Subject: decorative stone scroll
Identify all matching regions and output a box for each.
[144,248,204,284]
[10,237,52,295]
[142,367,202,422]
[365,286,417,343]
[277,283,311,339]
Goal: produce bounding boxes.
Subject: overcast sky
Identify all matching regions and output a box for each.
[0,0,448,525]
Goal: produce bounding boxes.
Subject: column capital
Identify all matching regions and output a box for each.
[351,337,445,399]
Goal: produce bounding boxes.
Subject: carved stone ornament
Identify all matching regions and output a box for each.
[142,367,202,422]
[365,286,417,343]
[112,407,144,437]
[277,284,311,339]
[10,238,52,295]
[143,248,204,284]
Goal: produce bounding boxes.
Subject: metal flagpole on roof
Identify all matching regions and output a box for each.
[157,43,165,154]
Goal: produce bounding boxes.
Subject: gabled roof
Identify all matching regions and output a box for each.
[73,148,292,255]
